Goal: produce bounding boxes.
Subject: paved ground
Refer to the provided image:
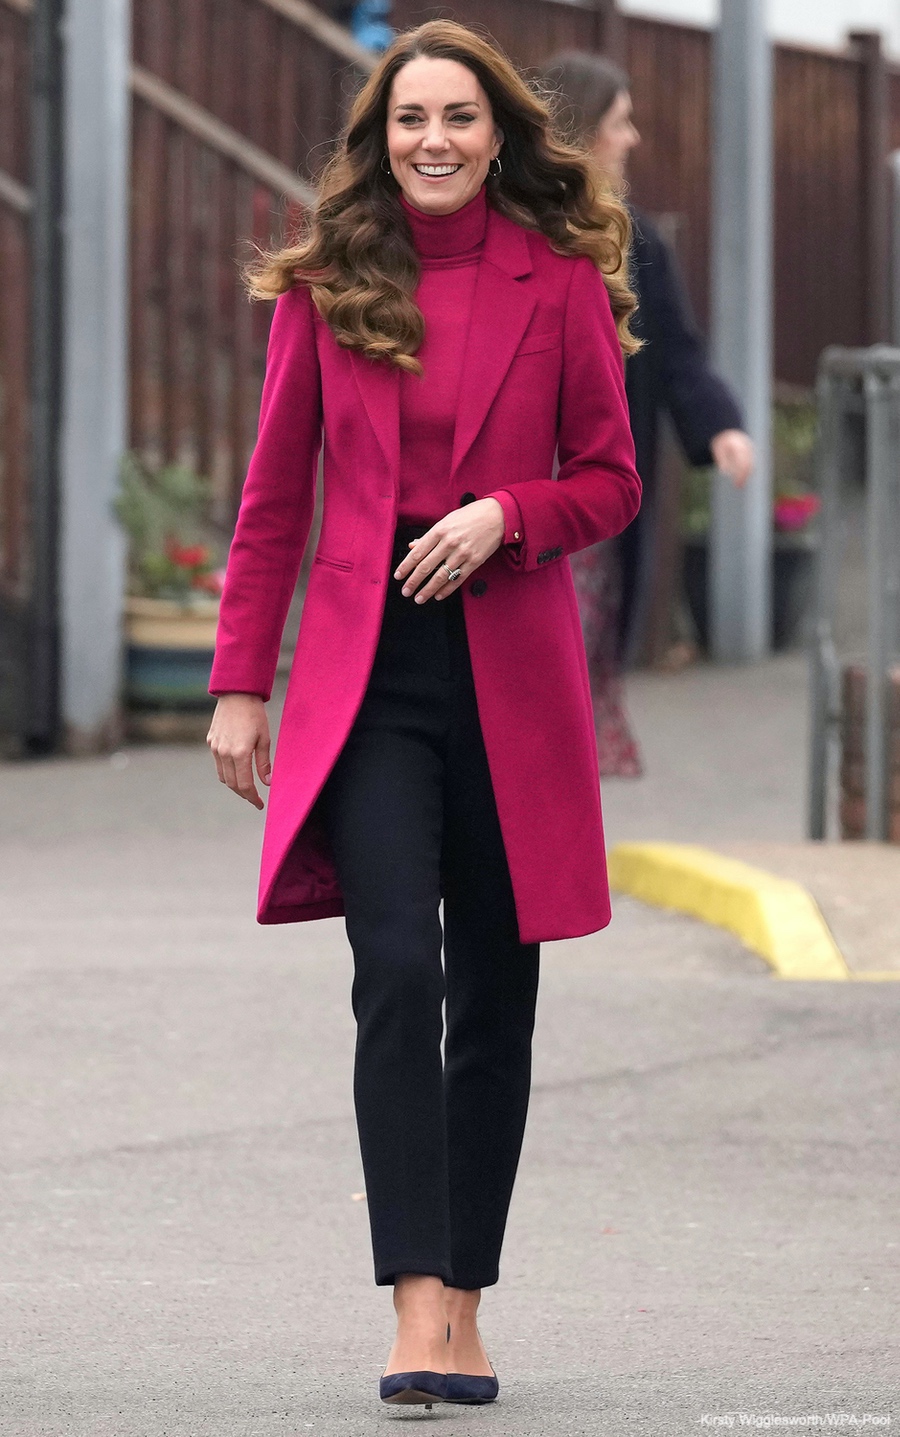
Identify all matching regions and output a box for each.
[610,653,900,972]
[2,655,899,1433]
[600,653,809,847]
[721,842,900,974]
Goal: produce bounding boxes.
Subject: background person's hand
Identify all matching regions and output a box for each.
[393,498,506,603]
[710,428,755,487]
[207,694,271,809]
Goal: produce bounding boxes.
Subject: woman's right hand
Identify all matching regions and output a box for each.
[711,428,755,488]
[207,694,272,810]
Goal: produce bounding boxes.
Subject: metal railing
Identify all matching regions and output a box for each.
[809,346,900,840]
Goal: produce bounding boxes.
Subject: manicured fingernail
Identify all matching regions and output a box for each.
[394,569,402,579]
[415,594,425,603]
[402,586,411,597]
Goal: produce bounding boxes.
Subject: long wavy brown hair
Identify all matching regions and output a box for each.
[246,20,640,371]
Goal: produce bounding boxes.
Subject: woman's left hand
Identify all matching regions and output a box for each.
[393,498,506,603]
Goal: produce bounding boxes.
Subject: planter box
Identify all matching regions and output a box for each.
[682,537,816,652]
[123,595,219,710]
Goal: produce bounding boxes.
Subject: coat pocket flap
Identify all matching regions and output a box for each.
[514,331,561,356]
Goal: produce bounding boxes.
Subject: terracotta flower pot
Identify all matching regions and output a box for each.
[123,595,219,709]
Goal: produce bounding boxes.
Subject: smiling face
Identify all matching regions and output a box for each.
[385,55,503,215]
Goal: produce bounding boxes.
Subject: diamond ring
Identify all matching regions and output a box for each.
[441,562,462,583]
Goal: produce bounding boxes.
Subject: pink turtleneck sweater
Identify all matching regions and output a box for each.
[398,186,523,546]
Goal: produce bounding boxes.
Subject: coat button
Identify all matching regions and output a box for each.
[460,492,477,505]
[470,579,488,597]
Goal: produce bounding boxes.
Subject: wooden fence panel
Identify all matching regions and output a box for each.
[134,0,356,182]
[129,0,367,515]
[380,4,891,389]
[128,102,291,515]
[624,18,712,338]
[625,25,872,386]
[773,44,866,386]
[889,69,900,149]
[391,0,601,69]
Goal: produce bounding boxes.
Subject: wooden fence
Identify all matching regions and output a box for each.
[392,0,618,61]
[0,0,369,620]
[3,0,900,627]
[130,0,359,518]
[393,3,899,389]
[626,20,880,388]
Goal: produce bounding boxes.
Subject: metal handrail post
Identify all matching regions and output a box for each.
[890,151,900,346]
[863,368,892,838]
[808,363,844,838]
[808,346,900,841]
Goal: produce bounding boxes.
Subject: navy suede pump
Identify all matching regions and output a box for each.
[379,1370,448,1407]
[445,1367,499,1405]
[444,1323,500,1404]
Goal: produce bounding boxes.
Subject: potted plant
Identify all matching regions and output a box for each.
[681,397,820,651]
[115,454,226,710]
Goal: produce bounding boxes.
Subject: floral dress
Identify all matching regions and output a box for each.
[569,540,643,778]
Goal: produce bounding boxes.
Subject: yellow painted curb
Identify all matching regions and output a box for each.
[608,843,850,981]
[845,972,900,980]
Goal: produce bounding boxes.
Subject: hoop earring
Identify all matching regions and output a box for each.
[381,153,393,174]
[488,155,502,178]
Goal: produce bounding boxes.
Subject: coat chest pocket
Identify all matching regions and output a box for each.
[514,331,561,357]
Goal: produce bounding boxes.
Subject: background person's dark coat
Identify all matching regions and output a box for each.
[618,207,743,655]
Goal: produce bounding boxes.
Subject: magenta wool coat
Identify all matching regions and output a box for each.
[209,204,641,944]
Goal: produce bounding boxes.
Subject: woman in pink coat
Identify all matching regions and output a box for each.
[207,19,640,1410]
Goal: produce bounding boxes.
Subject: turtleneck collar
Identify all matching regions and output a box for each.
[399,184,488,262]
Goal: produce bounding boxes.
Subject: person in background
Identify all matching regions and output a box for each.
[327,3,394,53]
[539,51,754,776]
[350,0,395,53]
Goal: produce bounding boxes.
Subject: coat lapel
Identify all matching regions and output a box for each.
[349,205,535,488]
[450,207,536,480]
[349,346,400,484]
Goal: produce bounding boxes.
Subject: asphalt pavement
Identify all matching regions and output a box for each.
[2,654,898,1433]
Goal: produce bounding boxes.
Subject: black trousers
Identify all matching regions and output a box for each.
[318,526,541,1290]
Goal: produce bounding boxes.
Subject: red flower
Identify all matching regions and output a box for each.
[773,494,820,533]
[192,570,224,595]
[165,537,210,568]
